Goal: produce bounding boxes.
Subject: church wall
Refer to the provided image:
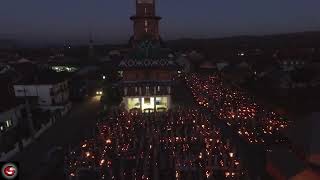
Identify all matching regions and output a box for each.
[123,70,174,81]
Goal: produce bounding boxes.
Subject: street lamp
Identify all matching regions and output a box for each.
[96,91,103,95]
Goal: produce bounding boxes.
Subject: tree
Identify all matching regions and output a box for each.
[100,83,121,108]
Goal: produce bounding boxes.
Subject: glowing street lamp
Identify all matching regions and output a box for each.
[96,91,103,95]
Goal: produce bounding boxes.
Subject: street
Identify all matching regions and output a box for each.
[12,96,101,180]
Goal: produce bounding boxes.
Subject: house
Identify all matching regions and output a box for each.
[13,71,71,116]
[176,54,192,73]
[0,104,26,144]
[0,71,30,154]
[0,73,21,135]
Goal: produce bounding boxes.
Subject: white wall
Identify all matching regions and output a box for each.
[14,85,52,105]
[13,80,69,106]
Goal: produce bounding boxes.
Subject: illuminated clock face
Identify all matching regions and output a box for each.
[138,0,153,4]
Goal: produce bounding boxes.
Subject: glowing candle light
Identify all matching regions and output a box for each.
[106,139,112,144]
[85,152,90,157]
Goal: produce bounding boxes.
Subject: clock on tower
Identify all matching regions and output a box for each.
[131,0,161,43]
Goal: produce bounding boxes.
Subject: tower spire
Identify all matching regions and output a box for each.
[130,0,161,44]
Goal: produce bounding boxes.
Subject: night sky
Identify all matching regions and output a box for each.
[1,0,320,45]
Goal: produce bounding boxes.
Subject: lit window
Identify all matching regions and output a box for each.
[5,120,12,128]
[157,86,160,91]
[144,8,147,14]
[145,20,148,26]
[144,97,151,104]
[145,28,148,32]
[0,126,4,131]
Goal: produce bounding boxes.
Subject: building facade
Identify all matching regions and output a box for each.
[130,0,161,44]
[118,0,178,112]
[13,78,71,114]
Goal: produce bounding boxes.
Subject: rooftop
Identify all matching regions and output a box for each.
[15,70,70,85]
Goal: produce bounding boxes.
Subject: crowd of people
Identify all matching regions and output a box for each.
[65,108,246,180]
[184,74,289,145]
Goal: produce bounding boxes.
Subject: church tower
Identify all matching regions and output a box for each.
[130,0,161,43]
[118,0,179,113]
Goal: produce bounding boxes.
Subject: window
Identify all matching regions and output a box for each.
[144,97,151,104]
[128,98,140,110]
[146,86,150,94]
[118,71,123,77]
[145,28,148,33]
[135,87,138,93]
[155,97,161,105]
[145,20,148,27]
[157,86,160,91]
[5,120,12,128]
[144,8,147,14]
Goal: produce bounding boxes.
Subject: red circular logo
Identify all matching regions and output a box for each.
[1,163,18,179]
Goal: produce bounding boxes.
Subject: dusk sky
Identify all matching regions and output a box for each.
[1,0,320,45]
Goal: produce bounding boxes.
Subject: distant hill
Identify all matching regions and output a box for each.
[166,31,320,51]
[0,39,16,49]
